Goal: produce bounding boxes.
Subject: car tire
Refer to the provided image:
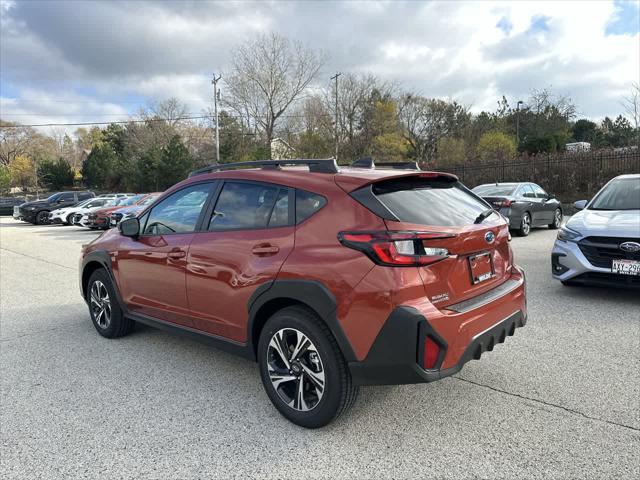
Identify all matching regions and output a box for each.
[516,212,531,236]
[87,269,134,338]
[549,208,562,229]
[66,213,75,225]
[257,305,358,428]
[35,210,49,225]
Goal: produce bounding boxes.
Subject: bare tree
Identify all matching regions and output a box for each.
[398,95,470,162]
[224,33,326,153]
[621,82,640,145]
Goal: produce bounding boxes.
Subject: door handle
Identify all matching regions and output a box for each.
[252,244,280,256]
[168,249,186,260]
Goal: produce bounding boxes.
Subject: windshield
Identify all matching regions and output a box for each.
[74,198,94,208]
[121,194,144,206]
[590,177,640,211]
[138,194,159,206]
[472,184,517,196]
[46,193,62,202]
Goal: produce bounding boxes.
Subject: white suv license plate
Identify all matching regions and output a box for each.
[612,259,640,276]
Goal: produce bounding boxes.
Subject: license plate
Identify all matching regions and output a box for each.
[612,259,640,276]
[469,251,495,285]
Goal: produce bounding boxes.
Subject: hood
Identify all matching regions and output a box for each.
[567,209,640,238]
[21,200,48,208]
[114,204,144,215]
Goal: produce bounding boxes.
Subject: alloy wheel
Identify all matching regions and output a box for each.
[90,280,112,329]
[522,214,531,235]
[267,328,325,412]
[554,209,562,228]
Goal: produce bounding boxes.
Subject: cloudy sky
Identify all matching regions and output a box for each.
[1,0,639,130]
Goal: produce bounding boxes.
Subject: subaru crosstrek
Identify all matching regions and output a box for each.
[79,158,527,428]
[552,174,640,288]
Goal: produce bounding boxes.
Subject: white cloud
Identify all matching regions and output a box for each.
[1,0,638,129]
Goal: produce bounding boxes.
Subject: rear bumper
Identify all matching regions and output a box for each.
[349,308,526,385]
[349,267,527,386]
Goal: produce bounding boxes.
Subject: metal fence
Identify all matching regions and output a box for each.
[432,150,640,201]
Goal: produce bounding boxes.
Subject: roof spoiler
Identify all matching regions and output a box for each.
[350,157,420,171]
[188,158,339,177]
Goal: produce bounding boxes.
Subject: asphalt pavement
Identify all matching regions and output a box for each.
[1,217,638,479]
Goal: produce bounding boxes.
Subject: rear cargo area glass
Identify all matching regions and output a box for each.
[372,178,492,226]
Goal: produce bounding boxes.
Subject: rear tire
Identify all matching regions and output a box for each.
[257,306,358,428]
[87,269,133,338]
[516,212,531,236]
[549,208,562,229]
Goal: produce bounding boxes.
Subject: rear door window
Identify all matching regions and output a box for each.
[208,182,289,231]
[520,184,537,198]
[370,177,493,227]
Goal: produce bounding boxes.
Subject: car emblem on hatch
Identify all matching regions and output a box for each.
[619,241,640,253]
[485,231,495,244]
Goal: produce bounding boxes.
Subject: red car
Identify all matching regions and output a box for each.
[79,159,527,428]
[84,195,146,229]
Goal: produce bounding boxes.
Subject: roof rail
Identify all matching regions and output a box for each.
[188,158,339,177]
[350,157,421,171]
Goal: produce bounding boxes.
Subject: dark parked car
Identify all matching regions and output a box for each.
[472,182,562,236]
[0,197,25,216]
[80,158,527,428]
[16,191,95,224]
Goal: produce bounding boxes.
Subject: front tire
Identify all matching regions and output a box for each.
[517,212,531,236]
[35,210,49,225]
[549,208,562,229]
[87,269,133,338]
[258,306,358,428]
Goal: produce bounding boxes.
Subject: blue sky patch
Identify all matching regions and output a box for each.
[497,16,513,34]
[606,0,640,35]
[528,15,551,33]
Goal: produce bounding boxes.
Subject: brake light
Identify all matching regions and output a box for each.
[423,336,440,369]
[338,231,453,266]
[492,199,513,208]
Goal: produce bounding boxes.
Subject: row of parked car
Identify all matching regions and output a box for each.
[9,191,161,229]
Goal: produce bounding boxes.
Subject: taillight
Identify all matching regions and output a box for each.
[423,336,440,369]
[338,231,453,267]
[492,199,513,208]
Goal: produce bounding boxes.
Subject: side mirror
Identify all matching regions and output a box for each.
[119,217,140,237]
[574,200,587,211]
[546,193,555,200]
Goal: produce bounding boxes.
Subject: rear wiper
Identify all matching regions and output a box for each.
[474,208,496,224]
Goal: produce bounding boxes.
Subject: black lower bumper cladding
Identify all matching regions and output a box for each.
[348,307,526,386]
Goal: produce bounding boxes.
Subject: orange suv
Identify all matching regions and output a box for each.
[79,158,527,427]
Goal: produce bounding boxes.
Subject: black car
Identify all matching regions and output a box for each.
[472,182,562,236]
[0,197,26,216]
[16,191,95,224]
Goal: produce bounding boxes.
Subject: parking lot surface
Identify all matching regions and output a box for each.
[1,217,639,479]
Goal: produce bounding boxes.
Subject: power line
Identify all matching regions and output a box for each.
[0,115,213,128]
[0,112,335,128]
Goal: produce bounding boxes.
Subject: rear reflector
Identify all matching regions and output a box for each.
[423,336,440,369]
[338,231,453,267]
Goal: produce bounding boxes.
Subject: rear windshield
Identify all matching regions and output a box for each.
[373,178,493,226]
[472,184,517,196]
[590,177,640,211]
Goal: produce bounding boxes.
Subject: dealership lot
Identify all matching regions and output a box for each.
[1,217,638,479]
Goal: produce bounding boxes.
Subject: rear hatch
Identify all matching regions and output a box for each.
[346,174,512,308]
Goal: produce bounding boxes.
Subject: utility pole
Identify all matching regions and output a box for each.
[212,74,222,163]
[516,100,524,146]
[330,72,341,161]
